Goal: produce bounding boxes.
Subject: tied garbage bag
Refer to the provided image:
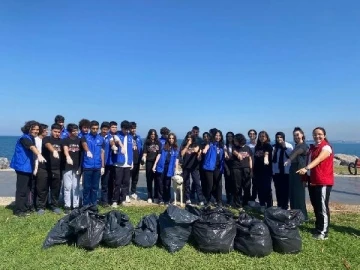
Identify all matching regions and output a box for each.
[234,212,273,257]
[185,204,203,217]
[69,210,106,250]
[133,214,159,247]
[159,205,199,253]
[192,207,237,253]
[264,207,305,254]
[102,210,134,248]
[42,206,92,249]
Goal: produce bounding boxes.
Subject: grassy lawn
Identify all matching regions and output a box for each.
[0,206,360,270]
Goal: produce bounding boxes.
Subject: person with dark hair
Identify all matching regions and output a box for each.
[180,131,205,205]
[159,127,170,147]
[78,118,91,138]
[247,129,258,201]
[284,127,309,220]
[98,121,111,206]
[54,115,68,139]
[62,123,82,213]
[10,121,46,217]
[232,133,253,207]
[36,123,63,215]
[253,130,273,212]
[129,121,143,200]
[297,127,334,240]
[141,129,162,203]
[199,132,210,195]
[191,125,203,145]
[224,131,235,205]
[81,120,105,207]
[105,121,119,203]
[272,132,293,210]
[153,132,180,205]
[202,129,225,207]
[111,120,134,206]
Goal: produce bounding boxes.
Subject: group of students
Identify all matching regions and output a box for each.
[10,115,334,240]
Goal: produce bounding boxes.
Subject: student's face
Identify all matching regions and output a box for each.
[248,131,257,141]
[192,129,199,137]
[57,121,64,129]
[215,132,221,142]
[130,127,136,135]
[259,133,267,143]
[110,125,117,134]
[52,128,61,139]
[150,132,156,140]
[313,129,325,144]
[293,131,304,144]
[30,125,39,137]
[90,125,99,135]
[41,128,48,137]
[101,127,109,136]
[226,134,233,142]
[168,135,175,145]
[70,129,79,137]
[276,135,284,144]
[203,134,209,143]
[81,126,89,134]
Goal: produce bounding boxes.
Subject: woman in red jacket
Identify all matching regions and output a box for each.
[297,127,334,240]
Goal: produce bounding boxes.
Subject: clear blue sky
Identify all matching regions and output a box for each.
[0,0,359,140]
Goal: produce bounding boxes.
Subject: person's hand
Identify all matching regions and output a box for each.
[152,166,156,173]
[53,150,59,159]
[76,168,81,175]
[264,156,269,165]
[284,159,291,166]
[121,148,126,155]
[113,135,120,142]
[111,145,118,154]
[296,168,308,175]
[87,151,93,158]
[66,156,73,165]
[100,167,105,175]
[281,141,286,148]
[37,154,46,163]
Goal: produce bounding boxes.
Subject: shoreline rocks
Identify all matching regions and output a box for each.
[0,158,10,169]
[334,154,359,166]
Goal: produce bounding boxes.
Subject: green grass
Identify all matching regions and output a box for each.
[0,206,360,270]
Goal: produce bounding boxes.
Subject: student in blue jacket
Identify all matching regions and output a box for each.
[152,132,180,205]
[10,121,46,217]
[202,129,226,207]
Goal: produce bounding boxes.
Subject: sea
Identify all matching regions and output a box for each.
[0,136,359,161]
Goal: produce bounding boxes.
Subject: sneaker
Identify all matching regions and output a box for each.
[186,200,191,205]
[147,198,153,204]
[159,201,164,206]
[64,207,71,214]
[312,234,328,240]
[130,193,138,200]
[111,202,118,208]
[53,208,62,215]
[199,201,204,206]
[125,196,131,203]
[37,209,45,215]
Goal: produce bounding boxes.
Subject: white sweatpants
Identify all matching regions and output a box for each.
[63,169,80,208]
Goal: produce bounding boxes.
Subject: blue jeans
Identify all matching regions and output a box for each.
[83,169,101,206]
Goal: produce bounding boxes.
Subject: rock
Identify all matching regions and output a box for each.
[333,159,341,166]
[334,154,359,166]
[0,157,10,169]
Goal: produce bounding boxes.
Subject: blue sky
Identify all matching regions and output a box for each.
[0,0,359,140]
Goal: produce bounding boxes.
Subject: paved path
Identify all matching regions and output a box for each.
[0,170,359,204]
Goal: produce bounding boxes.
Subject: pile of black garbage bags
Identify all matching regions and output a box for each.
[43,205,304,257]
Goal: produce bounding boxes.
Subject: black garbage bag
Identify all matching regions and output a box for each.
[133,214,159,247]
[102,210,134,248]
[192,207,237,253]
[185,205,203,217]
[264,207,305,254]
[69,210,106,250]
[234,212,273,257]
[159,205,199,253]
[42,207,88,249]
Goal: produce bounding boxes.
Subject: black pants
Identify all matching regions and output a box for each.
[255,173,273,207]
[309,185,332,236]
[107,166,115,203]
[29,175,37,210]
[251,177,258,201]
[232,167,251,207]
[156,171,171,203]
[199,168,206,195]
[36,168,61,210]
[273,173,290,210]
[130,162,140,194]
[112,167,131,203]
[183,168,205,202]
[204,169,222,203]
[100,165,113,204]
[224,169,234,204]
[14,171,32,215]
[145,160,157,200]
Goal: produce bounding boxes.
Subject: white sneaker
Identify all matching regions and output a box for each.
[186,200,191,205]
[130,193,138,200]
[147,198,153,204]
[111,202,118,208]
[125,196,131,203]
